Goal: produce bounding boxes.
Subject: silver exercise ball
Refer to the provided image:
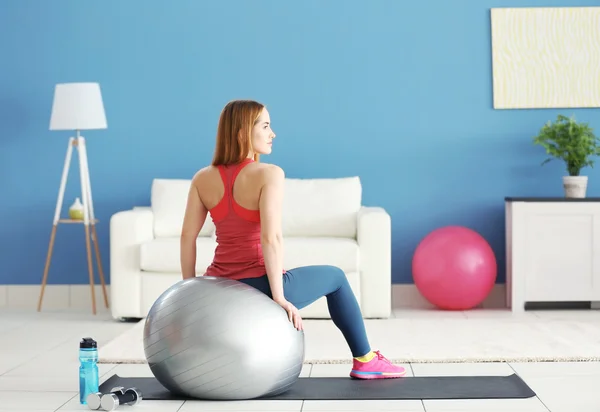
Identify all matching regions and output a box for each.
[142,276,305,400]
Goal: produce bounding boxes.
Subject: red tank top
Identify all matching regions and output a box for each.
[204,158,270,280]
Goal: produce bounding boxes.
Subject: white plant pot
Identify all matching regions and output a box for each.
[563,176,588,198]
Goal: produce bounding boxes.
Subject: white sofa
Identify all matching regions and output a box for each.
[109,176,392,320]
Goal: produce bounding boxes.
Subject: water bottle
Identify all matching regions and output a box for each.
[79,337,99,404]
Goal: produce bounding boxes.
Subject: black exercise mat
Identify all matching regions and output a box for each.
[100,373,536,400]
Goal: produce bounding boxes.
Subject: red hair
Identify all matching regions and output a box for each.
[211,100,264,165]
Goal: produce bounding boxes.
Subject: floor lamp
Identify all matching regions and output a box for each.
[38,82,109,315]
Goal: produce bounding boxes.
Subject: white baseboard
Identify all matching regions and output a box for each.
[391,283,507,309]
[0,283,506,311]
[0,284,111,312]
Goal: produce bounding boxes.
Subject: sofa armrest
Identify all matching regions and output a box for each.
[357,206,392,318]
[109,208,155,319]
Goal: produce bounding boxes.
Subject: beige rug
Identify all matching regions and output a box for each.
[99,311,600,364]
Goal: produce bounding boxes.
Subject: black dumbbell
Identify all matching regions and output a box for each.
[100,387,142,411]
[87,387,125,410]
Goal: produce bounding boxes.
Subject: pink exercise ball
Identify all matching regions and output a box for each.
[412,226,497,310]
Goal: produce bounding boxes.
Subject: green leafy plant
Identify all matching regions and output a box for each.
[532,114,600,176]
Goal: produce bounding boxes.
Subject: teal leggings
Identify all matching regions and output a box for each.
[239,265,371,358]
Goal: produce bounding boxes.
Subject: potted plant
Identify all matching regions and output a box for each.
[532,114,600,198]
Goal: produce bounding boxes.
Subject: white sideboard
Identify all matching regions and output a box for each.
[505,198,600,312]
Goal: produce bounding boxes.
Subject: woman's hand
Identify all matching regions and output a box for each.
[274,297,303,331]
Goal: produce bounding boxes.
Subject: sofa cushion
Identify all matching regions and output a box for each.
[140,237,217,273]
[139,236,359,274]
[151,179,215,238]
[151,176,361,239]
[283,177,362,238]
[283,237,359,273]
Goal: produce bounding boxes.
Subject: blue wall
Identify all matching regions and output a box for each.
[1,0,599,285]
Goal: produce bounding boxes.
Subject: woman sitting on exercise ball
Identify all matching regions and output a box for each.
[179,99,405,380]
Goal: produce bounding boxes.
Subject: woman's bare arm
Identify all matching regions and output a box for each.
[259,165,285,302]
[180,176,208,279]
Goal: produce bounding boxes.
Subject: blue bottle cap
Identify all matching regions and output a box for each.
[80,337,97,349]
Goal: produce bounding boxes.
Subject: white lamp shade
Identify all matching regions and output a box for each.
[49,82,107,131]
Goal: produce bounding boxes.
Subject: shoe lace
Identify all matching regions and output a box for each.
[374,350,391,363]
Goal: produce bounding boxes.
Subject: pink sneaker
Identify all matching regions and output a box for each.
[350,350,407,379]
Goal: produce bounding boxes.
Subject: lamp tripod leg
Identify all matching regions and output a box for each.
[77,136,97,315]
[38,226,57,312]
[79,137,109,309]
[38,138,74,312]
